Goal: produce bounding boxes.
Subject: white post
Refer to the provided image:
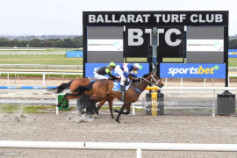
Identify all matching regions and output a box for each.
[132,104,135,115]
[56,107,59,115]
[7,73,9,85]
[14,73,16,85]
[203,78,206,87]
[212,89,215,117]
[165,78,168,87]
[180,78,183,87]
[42,73,45,86]
[137,149,142,158]
[228,76,230,87]
[56,94,59,115]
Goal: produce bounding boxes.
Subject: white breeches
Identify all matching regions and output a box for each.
[114,65,126,86]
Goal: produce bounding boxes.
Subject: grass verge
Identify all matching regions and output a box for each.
[0,105,55,113]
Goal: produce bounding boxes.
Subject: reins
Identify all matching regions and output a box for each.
[131,74,160,93]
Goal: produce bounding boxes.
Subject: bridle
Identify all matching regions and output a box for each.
[142,74,161,86]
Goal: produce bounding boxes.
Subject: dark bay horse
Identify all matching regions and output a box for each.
[53,78,115,118]
[73,72,164,123]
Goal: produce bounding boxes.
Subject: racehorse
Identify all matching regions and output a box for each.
[73,72,164,123]
[53,78,115,118]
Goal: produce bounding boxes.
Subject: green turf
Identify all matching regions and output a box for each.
[0,105,55,113]
[0,55,237,67]
[0,55,82,65]
[0,48,78,52]
[228,58,237,67]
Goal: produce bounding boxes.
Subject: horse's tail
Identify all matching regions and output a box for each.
[52,80,73,93]
[73,81,94,95]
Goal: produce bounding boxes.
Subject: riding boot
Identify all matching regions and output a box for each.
[120,85,126,101]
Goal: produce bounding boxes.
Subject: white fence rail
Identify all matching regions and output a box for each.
[0,64,82,69]
[0,71,82,86]
[0,141,236,158]
[0,51,66,55]
[0,71,236,87]
[0,64,236,71]
[229,67,237,71]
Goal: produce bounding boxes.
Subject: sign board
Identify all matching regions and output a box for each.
[66,51,83,58]
[85,63,149,78]
[87,39,123,51]
[187,39,224,52]
[160,63,225,78]
[228,49,237,58]
[83,11,228,85]
[85,63,150,91]
[83,11,228,59]
[124,26,186,57]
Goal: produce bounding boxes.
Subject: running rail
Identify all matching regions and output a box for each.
[1,86,237,90]
[0,141,237,158]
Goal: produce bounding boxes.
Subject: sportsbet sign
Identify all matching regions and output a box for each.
[160,63,225,78]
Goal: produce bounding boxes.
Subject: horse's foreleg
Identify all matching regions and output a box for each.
[114,103,131,115]
[115,105,126,123]
[124,107,131,115]
[114,102,131,123]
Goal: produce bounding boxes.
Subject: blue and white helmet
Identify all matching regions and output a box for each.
[133,63,143,70]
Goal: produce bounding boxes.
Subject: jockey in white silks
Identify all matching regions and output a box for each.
[114,63,143,101]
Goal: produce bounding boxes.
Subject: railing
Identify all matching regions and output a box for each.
[0,72,82,86]
[0,64,82,69]
[0,141,236,158]
[1,86,236,117]
[0,51,66,55]
[1,64,236,71]
[1,71,237,87]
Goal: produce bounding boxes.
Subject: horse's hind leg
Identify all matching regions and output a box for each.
[96,100,107,113]
[57,93,81,107]
[89,95,105,102]
[108,99,114,119]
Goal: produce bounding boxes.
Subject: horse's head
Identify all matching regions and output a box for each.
[143,72,164,88]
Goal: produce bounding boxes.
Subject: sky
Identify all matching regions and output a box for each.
[0,0,237,36]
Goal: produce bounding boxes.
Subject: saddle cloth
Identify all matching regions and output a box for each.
[112,81,130,92]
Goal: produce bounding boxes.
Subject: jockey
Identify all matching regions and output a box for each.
[114,63,143,101]
[123,63,143,81]
[94,62,117,80]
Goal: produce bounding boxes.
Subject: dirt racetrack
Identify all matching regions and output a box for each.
[0,110,237,158]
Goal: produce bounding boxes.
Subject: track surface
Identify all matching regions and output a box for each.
[0,111,237,158]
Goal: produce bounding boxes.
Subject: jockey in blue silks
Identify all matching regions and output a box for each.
[114,63,143,101]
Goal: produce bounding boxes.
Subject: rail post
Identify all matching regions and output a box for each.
[136,148,142,158]
[145,86,164,116]
[42,73,45,86]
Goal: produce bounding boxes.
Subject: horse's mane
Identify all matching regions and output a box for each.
[142,73,150,78]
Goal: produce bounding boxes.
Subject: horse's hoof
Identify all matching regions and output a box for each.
[111,116,115,119]
[115,119,120,123]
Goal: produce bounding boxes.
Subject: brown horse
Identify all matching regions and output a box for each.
[73,72,164,123]
[53,78,115,118]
